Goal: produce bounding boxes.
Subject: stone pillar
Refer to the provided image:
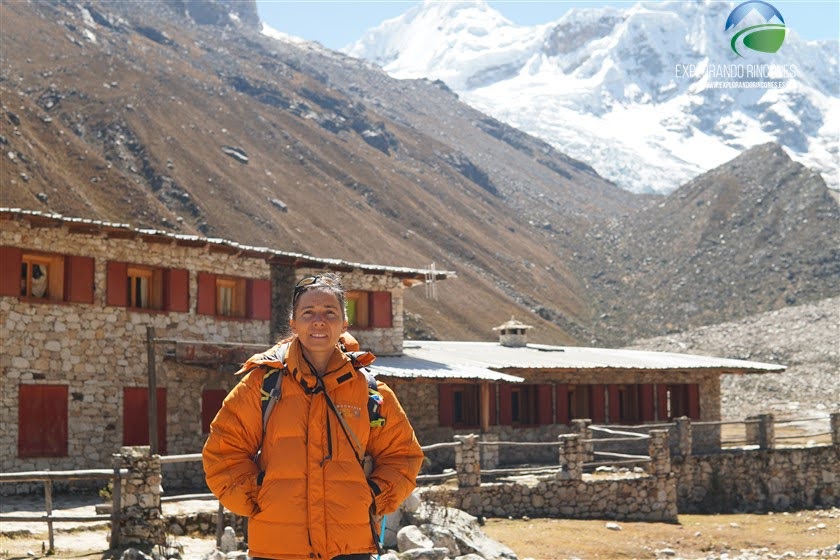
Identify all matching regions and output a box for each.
[112,446,165,547]
[648,430,671,477]
[454,434,481,515]
[675,416,692,458]
[760,414,775,449]
[831,413,840,447]
[480,433,499,470]
[556,434,582,481]
[270,264,297,343]
[571,419,593,464]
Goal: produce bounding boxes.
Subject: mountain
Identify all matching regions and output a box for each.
[345,0,839,195]
[1,0,836,347]
[583,143,840,342]
[0,0,638,345]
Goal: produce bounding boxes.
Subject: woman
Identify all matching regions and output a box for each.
[203,273,424,560]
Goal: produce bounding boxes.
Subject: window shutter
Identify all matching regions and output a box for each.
[370,291,392,328]
[202,389,227,433]
[164,268,190,312]
[499,384,513,425]
[591,384,606,423]
[537,384,553,425]
[438,384,454,427]
[0,246,23,296]
[196,272,216,315]
[640,384,656,422]
[687,384,700,420]
[123,387,167,454]
[488,384,498,425]
[106,261,128,307]
[247,279,271,320]
[556,384,570,425]
[65,255,95,303]
[607,385,621,423]
[18,384,68,457]
[656,384,669,421]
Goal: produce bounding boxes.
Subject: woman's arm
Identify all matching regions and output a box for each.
[202,371,264,516]
[365,381,424,515]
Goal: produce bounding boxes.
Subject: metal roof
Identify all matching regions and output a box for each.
[370,341,785,379]
[370,354,524,382]
[0,208,455,281]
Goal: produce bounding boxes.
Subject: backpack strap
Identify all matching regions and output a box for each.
[259,342,290,433]
[347,351,386,428]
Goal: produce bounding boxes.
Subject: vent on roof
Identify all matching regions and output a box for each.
[492,316,533,348]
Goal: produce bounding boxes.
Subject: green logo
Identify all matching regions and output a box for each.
[725,1,786,57]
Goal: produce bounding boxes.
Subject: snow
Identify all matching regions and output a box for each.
[343,0,840,194]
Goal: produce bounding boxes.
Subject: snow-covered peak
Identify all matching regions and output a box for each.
[344,0,839,193]
[345,0,547,90]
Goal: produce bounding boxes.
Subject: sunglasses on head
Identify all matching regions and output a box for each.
[293,275,323,303]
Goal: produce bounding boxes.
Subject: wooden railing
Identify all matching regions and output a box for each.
[0,468,126,552]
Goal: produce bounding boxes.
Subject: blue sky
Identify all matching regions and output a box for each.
[256,1,839,51]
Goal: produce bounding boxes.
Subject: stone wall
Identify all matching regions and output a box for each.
[1,217,407,486]
[1,219,270,478]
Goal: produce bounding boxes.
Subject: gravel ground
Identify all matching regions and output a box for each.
[628,297,839,422]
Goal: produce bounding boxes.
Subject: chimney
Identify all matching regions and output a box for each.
[492,316,533,348]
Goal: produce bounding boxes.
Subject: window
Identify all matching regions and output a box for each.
[216,277,242,317]
[197,272,270,320]
[21,255,52,298]
[123,387,167,454]
[613,385,640,423]
[1,248,94,303]
[568,385,591,420]
[439,384,493,428]
[663,383,700,420]
[500,384,544,426]
[346,290,392,328]
[127,266,153,308]
[18,384,68,457]
[107,262,189,312]
[202,389,228,433]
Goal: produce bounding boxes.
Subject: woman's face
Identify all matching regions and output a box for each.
[290,288,347,358]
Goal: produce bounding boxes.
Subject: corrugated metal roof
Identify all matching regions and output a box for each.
[370,354,524,382]
[372,341,785,378]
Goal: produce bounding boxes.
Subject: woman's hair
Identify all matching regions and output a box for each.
[289,272,347,320]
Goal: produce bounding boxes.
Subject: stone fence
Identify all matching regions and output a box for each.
[95,413,839,548]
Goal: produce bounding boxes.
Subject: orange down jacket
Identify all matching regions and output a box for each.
[202,335,424,560]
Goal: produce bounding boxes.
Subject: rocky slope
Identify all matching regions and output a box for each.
[629,296,839,421]
[0,0,836,347]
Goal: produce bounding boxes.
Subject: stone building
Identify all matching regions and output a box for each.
[371,319,786,465]
[0,208,450,479]
[1,208,787,487]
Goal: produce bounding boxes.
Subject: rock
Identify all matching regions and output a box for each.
[201,551,225,560]
[605,522,622,531]
[119,549,153,560]
[397,525,434,552]
[420,523,461,557]
[398,547,450,560]
[455,555,486,560]
[407,502,517,560]
[219,526,237,553]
